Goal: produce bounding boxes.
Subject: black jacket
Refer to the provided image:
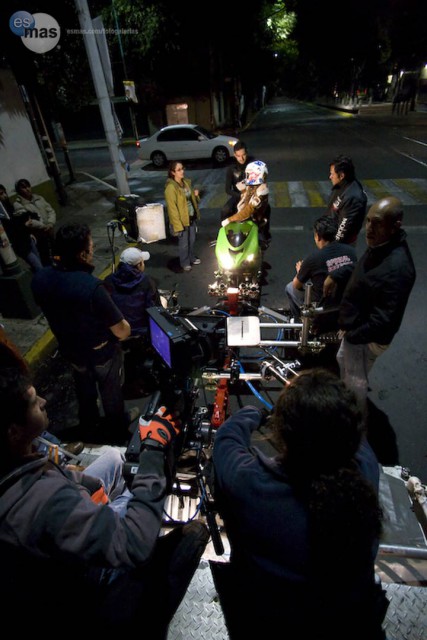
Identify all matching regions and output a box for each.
[327,179,367,244]
[339,230,416,344]
[31,264,123,364]
[224,155,254,197]
[104,263,160,336]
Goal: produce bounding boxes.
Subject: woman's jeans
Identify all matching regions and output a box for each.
[178,223,197,268]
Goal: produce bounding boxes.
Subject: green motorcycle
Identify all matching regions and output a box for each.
[208,220,263,302]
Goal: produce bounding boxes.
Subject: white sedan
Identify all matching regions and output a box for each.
[136,124,238,168]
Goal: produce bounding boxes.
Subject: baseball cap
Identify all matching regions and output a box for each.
[120,247,150,265]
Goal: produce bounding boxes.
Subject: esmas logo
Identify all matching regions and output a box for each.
[9,11,61,53]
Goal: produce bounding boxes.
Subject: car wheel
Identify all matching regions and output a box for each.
[151,151,167,168]
[212,146,229,165]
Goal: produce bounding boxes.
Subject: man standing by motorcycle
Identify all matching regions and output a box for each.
[327,155,367,246]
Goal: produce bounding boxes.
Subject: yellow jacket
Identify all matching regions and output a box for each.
[164,178,200,233]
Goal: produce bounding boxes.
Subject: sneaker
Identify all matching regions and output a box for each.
[192,258,201,265]
[62,441,85,456]
[183,265,192,271]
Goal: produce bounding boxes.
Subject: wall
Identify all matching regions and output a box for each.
[0,67,56,204]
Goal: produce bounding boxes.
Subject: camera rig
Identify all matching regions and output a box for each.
[123,284,341,554]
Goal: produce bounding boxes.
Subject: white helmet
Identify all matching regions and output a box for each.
[245,160,268,185]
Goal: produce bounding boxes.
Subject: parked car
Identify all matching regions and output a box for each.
[136,124,238,168]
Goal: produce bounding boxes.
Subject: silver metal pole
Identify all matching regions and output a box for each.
[74,0,130,196]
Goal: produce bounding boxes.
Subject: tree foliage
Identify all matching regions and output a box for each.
[1,0,426,124]
[287,0,427,98]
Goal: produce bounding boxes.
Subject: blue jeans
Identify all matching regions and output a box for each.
[285,281,305,321]
[178,223,197,268]
[84,446,132,516]
[25,237,43,272]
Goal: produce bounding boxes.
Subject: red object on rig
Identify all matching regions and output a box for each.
[211,354,231,429]
[226,287,239,316]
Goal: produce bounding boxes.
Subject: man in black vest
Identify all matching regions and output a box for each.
[31,223,133,443]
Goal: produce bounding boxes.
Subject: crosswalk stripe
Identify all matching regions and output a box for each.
[380,179,418,205]
[363,179,393,201]
[287,181,310,207]
[200,179,427,208]
[305,181,326,207]
[393,178,427,204]
[270,181,291,207]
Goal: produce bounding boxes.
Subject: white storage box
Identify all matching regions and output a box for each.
[136,203,166,243]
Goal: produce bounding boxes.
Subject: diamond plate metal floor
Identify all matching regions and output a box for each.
[383,584,427,640]
[167,561,427,639]
[167,560,228,639]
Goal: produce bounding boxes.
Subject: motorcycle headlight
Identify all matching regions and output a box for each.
[245,253,255,263]
[222,255,235,270]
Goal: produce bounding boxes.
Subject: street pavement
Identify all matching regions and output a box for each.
[2,98,427,370]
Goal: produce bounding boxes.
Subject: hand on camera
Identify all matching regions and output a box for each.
[139,406,180,451]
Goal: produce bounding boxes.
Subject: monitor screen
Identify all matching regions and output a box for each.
[149,315,172,368]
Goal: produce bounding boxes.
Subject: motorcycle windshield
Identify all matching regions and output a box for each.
[226,229,249,248]
[215,221,260,271]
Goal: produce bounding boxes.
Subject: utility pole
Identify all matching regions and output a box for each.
[74,0,130,195]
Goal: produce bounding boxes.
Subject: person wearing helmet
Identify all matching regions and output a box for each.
[221,160,271,246]
[220,141,254,222]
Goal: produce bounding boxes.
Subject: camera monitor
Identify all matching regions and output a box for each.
[147,307,193,371]
[147,307,227,373]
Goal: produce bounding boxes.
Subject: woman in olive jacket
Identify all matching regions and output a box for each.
[164,161,201,272]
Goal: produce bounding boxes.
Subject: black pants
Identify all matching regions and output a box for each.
[210,560,387,640]
[96,521,210,636]
[1,521,209,637]
[70,343,127,440]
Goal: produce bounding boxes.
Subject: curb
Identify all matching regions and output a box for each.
[316,102,359,115]
[24,328,57,371]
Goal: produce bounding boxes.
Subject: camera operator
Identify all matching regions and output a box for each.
[212,368,388,640]
[0,366,209,635]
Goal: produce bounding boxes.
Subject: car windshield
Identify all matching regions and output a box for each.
[194,125,216,140]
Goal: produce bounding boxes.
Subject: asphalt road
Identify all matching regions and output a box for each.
[51,98,427,479]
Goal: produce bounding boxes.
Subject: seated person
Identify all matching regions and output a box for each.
[13,178,57,266]
[0,331,83,457]
[0,366,209,633]
[285,215,357,322]
[104,247,161,337]
[221,160,271,246]
[212,368,388,640]
[0,183,42,272]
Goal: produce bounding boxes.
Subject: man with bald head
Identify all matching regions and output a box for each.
[326,196,416,405]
